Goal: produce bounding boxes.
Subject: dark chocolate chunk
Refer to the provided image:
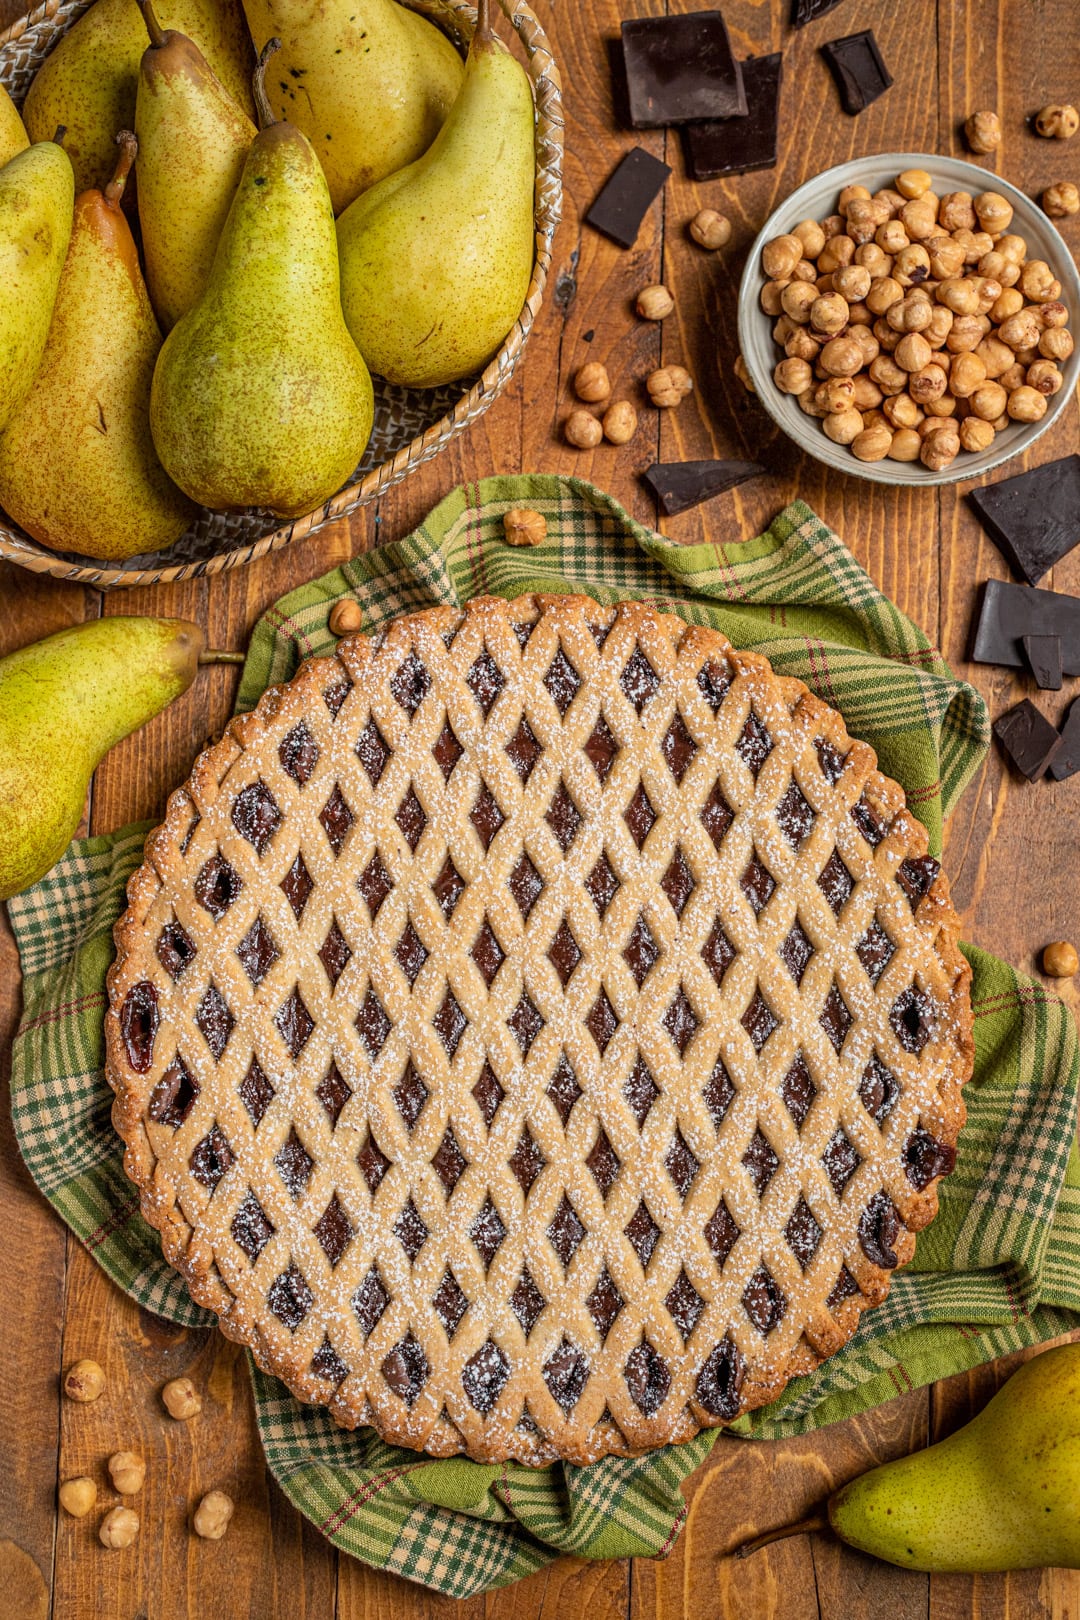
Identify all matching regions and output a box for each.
[682,53,783,181]
[620,11,746,127]
[993,699,1063,781]
[971,579,1080,675]
[820,29,892,115]
[968,456,1080,585]
[585,146,672,250]
[643,458,767,516]
[1022,634,1063,691]
[1049,696,1080,781]
[792,0,847,25]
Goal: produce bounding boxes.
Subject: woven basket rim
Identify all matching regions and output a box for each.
[0,0,563,588]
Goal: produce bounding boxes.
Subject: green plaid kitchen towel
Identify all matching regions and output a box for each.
[7,478,1080,1598]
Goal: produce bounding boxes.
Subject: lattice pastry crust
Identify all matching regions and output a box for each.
[106,594,972,1465]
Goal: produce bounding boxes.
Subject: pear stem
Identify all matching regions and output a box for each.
[137,0,166,49]
[475,0,494,44]
[729,1514,830,1561]
[51,124,67,148]
[105,131,137,211]
[198,650,246,666]
[253,39,282,131]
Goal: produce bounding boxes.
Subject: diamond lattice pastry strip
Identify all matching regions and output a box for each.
[105,594,973,1465]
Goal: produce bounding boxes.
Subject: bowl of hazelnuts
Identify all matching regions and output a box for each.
[737,153,1080,485]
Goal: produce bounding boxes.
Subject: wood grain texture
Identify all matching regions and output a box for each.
[0,0,1078,1614]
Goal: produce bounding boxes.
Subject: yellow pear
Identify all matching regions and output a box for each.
[239,0,463,213]
[0,84,30,169]
[0,134,74,433]
[0,133,196,560]
[22,0,255,194]
[134,0,256,329]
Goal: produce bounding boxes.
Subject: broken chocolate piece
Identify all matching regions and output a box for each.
[643,458,767,516]
[993,699,1063,781]
[585,147,672,250]
[793,0,848,25]
[1049,696,1080,782]
[820,29,893,115]
[620,11,746,127]
[682,54,783,181]
[971,579,1080,676]
[968,456,1080,585]
[1022,634,1063,691]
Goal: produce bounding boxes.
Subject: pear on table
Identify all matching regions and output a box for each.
[0,131,74,434]
[134,0,256,330]
[150,41,373,519]
[0,618,241,900]
[22,0,255,194]
[0,131,196,560]
[336,0,535,389]
[239,0,463,213]
[0,83,29,169]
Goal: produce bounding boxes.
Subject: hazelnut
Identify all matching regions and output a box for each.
[920,426,960,470]
[1039,300,1070,327]
[816,335,861,377]
[1043,181,1080,217]
[193,1490,235,1541]
[780,281,818,323]
[973,190,1012,232]
[869,354,910,395]
[945,313,990,353]
[939,191,976,233]
[977,335,1016,377]
[999,361,1027,392]
[924,304,955,348]
[970,381,1009,420]
[928,236,966,280]
[1020,260,1061,301]
[990,286,1024,323]
[817,376,856,412]
[949,351,987,397]
[810,292,850,336]
[734,354,756,393]
[925,391,958,418]
[327,599,363,637]
[1035,104,1080,140]
[108,1452,146,1495]
[883,391,920,428]
[636,283,674,321]
[887,293,933,334]
[888,427,922,461]
[965,110,1002,154]
[938,277,980,315]
[601,401,638,445]
[646,365,693,408]
[502,507,547,546]
[895,332,933,373]
[773,313,796,345]
[838,183,872,211]
[760,279,789,316]
[797,386,828,417]
[162,1376,202,1421]
[998,309,1042,351]
[64,1360,105,1404]
[908,363,949,404]
[959,415,996,452]
[850,372,883,408]
[1007,385,1048,422]
[564,408,602,448]
[774,357,814,395]
[58,1477,97,1518]
[851,422,893,461]
[792,218,827,257]
[866,276,904,315]
[817,234,856,273]
[955,227,994,263]
[856,243,891,276]
[1043,940,1080,977]
[899,197,939,241]
[1039,325,1074,361]
[689,208,732,250]
[876,219,911,255]
[99,1507,139,1550]
[761,234,804,279]
[847,299,873,326]
[873,317,902,352]
[1027,358,1063,395]
[875,187,907,218]
[574,361,611,403]
[998,233,1028,264]
[822,408,864,445]
[896,168,933,200]
[892,243,932,287]
[833,264,872,303]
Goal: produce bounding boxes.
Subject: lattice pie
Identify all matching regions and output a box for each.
[106,594,972,1464]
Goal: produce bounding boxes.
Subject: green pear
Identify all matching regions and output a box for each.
[0,133,196,560]
[0,617,242,898]
[0,84,30,169]
[336,0,534,389]
[150,43,374,519]
[0,134,74,434]
[239,0,463,213]
[134,0,256,330]
[22,0,255,195]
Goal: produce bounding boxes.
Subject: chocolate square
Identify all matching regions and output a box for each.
[993,700,1063,781]
[968,456,1080,585]
[820,29,893,115]
[585,147,672,250]
[1022,634,1063,691]
[1049,697,1080,781]
[621,11,747,128]
[644,459,767,517]
[971,580,1080,675]
[682,54,783,181]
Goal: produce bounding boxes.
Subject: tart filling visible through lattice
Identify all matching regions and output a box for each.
[106,594,972,1465]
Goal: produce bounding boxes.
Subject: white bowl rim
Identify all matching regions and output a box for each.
[737,151,1080,488]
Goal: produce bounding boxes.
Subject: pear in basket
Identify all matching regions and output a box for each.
[0,132,73,434]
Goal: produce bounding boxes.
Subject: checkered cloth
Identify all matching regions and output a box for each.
[8,481,1079,1598]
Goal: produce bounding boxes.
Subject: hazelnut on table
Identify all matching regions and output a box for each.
[162,1376,202,1420]
[1035,104,1079,140]
[965,110,1002,154]
[573,361,610,403]
[734,354,756,392]
[564,408,602,449]
[1042,181,1080,218]
[193,1490,235,1541]
[646,366,693,408]
[1043,941,1079,977]
[601,401,637,444]
[99,1507,139,1550]
[502,508,546,546]
[635,284,674,321]
[689,208,731,249]
[108,1452,146,1495]
[328,600,363,637]
[59,1478,97,1518]
[64,1360,105,1404]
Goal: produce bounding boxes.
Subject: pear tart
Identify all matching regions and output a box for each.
[106,594,972,1465]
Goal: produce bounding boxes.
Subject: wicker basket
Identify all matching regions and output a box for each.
[0,0,562,588]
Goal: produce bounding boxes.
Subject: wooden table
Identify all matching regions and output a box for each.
[2,1,1079,1615]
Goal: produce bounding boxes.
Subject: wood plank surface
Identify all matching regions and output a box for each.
[0,0,1078,1615]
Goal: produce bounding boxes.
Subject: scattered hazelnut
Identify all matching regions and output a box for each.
[761,234,804,279]
[601,400,638,445]
[327,599,362,637]
[502,508,546,547]
[1042,181,1080,218]
[1043,941,1079,977]
[162,1376,202,1421]
[965,110,1002,154]
[635,284,674,321]
[58,1478,97,1518]
[573,361,610,403]
[646,365,693,408]
[564,408,602,449]
[959,415,995,452]
[1006,384,1048,422]
[1035,104,1079,140]
[193,1490,235,1541]
[64,1360,105,1404]
[734,354,756,392]
[689,208,731,250]
[108,1452,146,1496]
[99,1507,139,1550]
